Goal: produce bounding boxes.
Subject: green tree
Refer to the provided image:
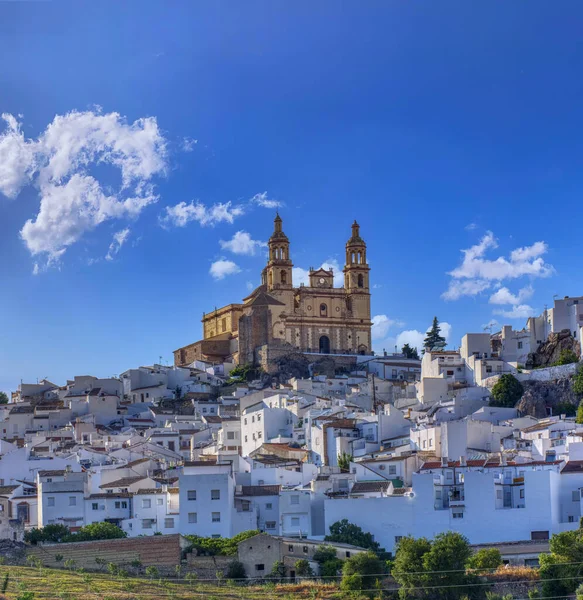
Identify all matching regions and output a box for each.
[392,532,475,600]
[224,560,246,580]
[573,365,583,397]
[402,344,420,360]
[185,530,259,556]
[490,374,524,408]
[325,520,381,554]
[341,551,385,595]
[555,401,577,417]
[423,317,447,353]
[313,545,343,578]
[577,403,583,425]
[539,526,583,599]
[268,560,286,582]
[294,559,314,578]
[145,566,159,580]
[24,524,70,545]
[0,392,8,405]
[74,522,127,541]
[467,548,502,571]
[554,349,579,365]
[337,451,352,472]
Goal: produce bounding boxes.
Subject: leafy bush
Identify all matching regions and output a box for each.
[341,551,385,594]
[74,522,127,541]
[553,349,579,365]
[294,559,314,578]
[490,374,524,408]
[224,560,246,580]
[24,524,70,545]
[325,520,382,554]
[467,548,502,571]
[574,365,583,397]
[185,530,259,556]
[268,560,286,582]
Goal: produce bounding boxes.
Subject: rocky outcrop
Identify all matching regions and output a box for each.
[0,540,26,565]
[271,351,311,381]
[526,330,581,369]
[516,377,579,418]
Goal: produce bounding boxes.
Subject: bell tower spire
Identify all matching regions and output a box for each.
[265,213,293,291]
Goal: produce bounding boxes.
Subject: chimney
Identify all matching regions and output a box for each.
[460,456,467,467]
[500,454,507,466]
[441,456,448,467]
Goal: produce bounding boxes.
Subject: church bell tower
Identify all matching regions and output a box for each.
[344,220,370,292]
[264,213,293,291]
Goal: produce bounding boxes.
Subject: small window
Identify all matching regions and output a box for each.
[266,521,276,529]
[531,531,549,541]
[345,551,351,558]
[290,495,299,505]
[388,465,397,475]
[227,431,235,440]
[92,503,99,510]
[212,512,221,522]
[518,341,523,349]
[497,490,502,500]
[142,499,151,508]
[188,490,197,501]
[157,497,164,505]
[266,503,273,510]
[288,544,294,552]
[303,546,308,553]
[121,501,127,509]
[188,512,197,523]
[241,500,251,512]
[255,564,265,571]
[573,490,580,502]
[291,517,300,527]
[142,519,153,529]
[69,496,76,506]
[569,515,575,523]
[452,511,463,519]
[115,501,121,509]
[211,489,220,500]
[164,518,174,529]
[520,489,525,499]
[47,497,55,507]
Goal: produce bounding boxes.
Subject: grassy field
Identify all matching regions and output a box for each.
[0,565,348,600]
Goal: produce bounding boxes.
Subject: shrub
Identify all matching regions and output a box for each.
[185,530,259,556]
[554,349,579,366]
[325,520,382,554]
[145,566,159,580]
[467,548,503,571]
[490,374,524,407]
[574,365,583,397]
[24,524,70,545]
[341,551,385,593]
[74,522,126,541]
[294,559,314,578]
[268,560,286,582]
[224,560,246,580]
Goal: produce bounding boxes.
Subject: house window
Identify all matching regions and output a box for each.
[142,519,153,529]
[497,490,502,500]
[69,497,76,506]
[290,495,299,505]
[121,501,128,509]
[47,497,55,507]
[257,414,261,422]
[157,497,164,505]
[242,500,251,512]
[142,499,151,508]
[569,516,575,523]
[452,511,463,519]
[520,489,525,499]
[212,534,221,539]
[211,489,220,500]
[164,518,174,529]
[531,531,549,541]
[388,465,397,475]
[303,546,308,553]
[345,551,351,558]
[265,521,276,529]
[92,503,99,511]
[291,517,300,527]
[227,431,235,440]
[188,512,197,524]
[221,318,227,332]
[245,436,248,443]
[573,490,580,502]
[188,490,197,501]
[212,512,221,522]
[255,564,265,571]
[288,544,294,552]
[266,503,273,510]
[518,342,523,349]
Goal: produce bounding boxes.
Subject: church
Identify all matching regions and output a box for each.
[173,215,372,369]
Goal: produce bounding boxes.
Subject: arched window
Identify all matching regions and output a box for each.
[357,252,361,263]
[320,303,328,317]
[280,270,287,284]
[358,274,364,288]
[319,335,330,354]
[269,271,273,287]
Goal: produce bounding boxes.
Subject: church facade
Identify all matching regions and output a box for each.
[173,215,372,367]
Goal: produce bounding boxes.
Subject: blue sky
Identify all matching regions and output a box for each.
[1,1,582,394]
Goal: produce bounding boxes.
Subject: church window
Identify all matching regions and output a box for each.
[281,270,287,284]
[221,318,227,332]
[320,304,328,317]
[269,271,273,287]
[358,274,364,288]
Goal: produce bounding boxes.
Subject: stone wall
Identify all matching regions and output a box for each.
[483,362,579,389]
[28,534,187,575]
[185,554,232,579]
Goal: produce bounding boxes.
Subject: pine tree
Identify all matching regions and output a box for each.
[423,317,447,352]
[401,343,420,360]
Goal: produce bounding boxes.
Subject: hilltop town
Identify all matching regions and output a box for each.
[2,216,583,573]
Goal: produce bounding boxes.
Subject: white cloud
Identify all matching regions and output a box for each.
[482,319,500,331]
[292,266,310,287]
[182,137,198,152]
[106,227,131,261]
[0,110,167,268]
[0,113,37,198]
[374,320,451,355]
[219,231,266,256]
[395,330,426,354]
[160,200,244,228]
[246,281,255,291]
[250,191,282,209]
[465,222,477,231]
[494,304,537,319]
[209,258,241,280]
[489,285,534,306]
[372,315,404,340]
[442,231,554,300]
